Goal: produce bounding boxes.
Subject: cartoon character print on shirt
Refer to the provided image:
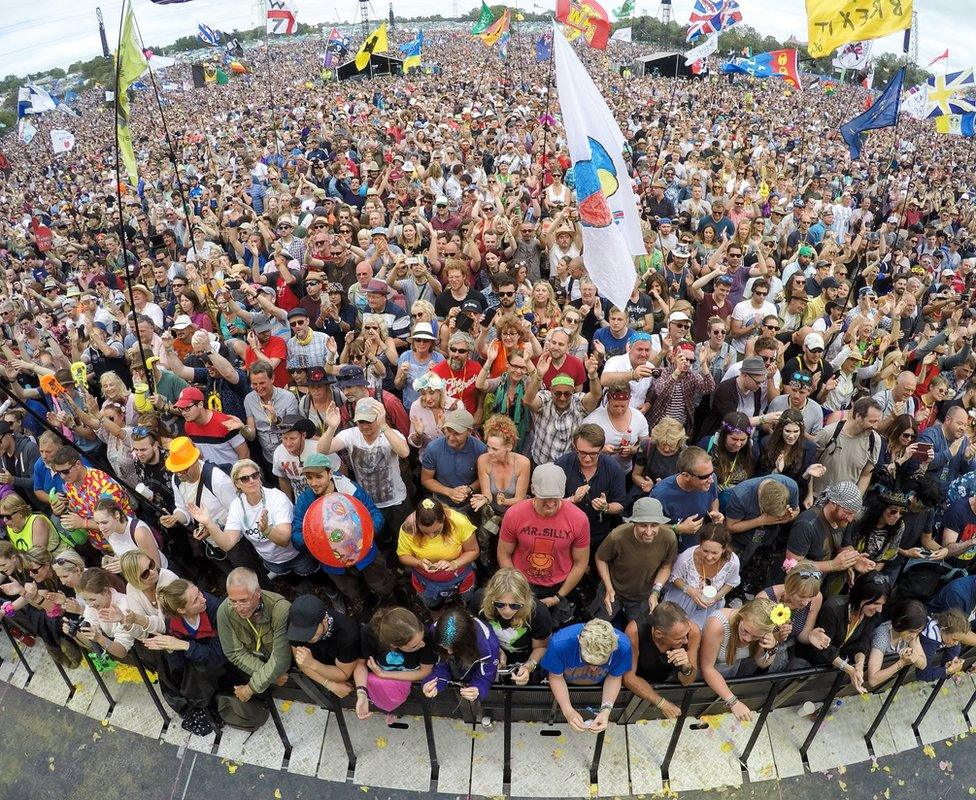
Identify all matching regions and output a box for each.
[525,537,555,582]
[382,650,406,670]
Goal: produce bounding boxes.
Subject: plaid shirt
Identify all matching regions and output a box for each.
[286,330,333,369]
[66,468,133,552]
[646,367,715,432]
[530,390,587,465]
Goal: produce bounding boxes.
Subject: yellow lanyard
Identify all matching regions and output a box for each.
[246,617,263,654]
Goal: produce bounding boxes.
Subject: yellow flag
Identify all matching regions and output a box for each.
[116,1,148,184]
[805,0,913,58]
[355,23,388,70]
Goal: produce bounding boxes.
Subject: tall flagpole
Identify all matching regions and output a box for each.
[264,3,281,156]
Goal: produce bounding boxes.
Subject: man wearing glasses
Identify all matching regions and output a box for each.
[767,371,824,438]
[649,446,723,553]
[730,278,776,355]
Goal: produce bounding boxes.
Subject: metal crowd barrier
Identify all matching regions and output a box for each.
[13,634,974,790]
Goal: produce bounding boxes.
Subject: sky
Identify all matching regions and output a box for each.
[0,0,968,78]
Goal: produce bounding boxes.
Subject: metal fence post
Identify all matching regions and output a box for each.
[739,677,786,768]
[291,672,357,776]
[1,616,35,682]
[911,675,947,741]
[589,730,605,786]
[82,651,116,713]
[264,694,293,765]
[659,687,693,782]
[798,670,845,767]
[502,689,513,790]
[419,693,440,784]
[865,667,910,753]
[132,648,171,732]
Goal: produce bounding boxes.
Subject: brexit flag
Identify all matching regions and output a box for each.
[686,0,742,42]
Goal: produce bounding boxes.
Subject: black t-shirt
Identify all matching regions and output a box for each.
[625,292,654,329]
[480,602,553,663]
[360,624,437,672]
[304,612,361,666]
[787,507,841,564]
[635,620,678,684]
[434,288,485,320]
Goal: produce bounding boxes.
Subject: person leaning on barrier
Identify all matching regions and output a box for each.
[623,601,700,719]
[540,618,631,734]
[287,593,361,699]
[216,568,292,713]
[477,568,552,685]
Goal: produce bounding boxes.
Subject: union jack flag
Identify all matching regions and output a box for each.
[686,0,742,42]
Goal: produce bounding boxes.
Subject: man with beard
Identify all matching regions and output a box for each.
[431,332,482,415]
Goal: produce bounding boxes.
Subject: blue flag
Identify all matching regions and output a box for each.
[840,68,904,159]
[198,23,222,46]
[535,35,551,62]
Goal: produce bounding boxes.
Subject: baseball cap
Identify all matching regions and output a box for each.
[171,315,194,331]
[460,298,482,314]
[173,386,205,408]
[668,311,692,324]
[353,398,380,423]
[531,463,567,499]
[287,307,310,320]
[804,333,825,351]
[250,313,275,334]
[821,277,841,289]
[279,414,316,435]
[443,408,475,432]
[335,365,367,388]
[798,245,816,257]
[302,452,337,473]
[287,594,328,642]
[370,227,389,238]
[825,481,863,513]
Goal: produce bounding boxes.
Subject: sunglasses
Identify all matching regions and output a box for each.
[552,389,574,397]
[753,290,769,297]
[687,470,715,480]
[28,565,44,575]
[139,565,156,581]
[497,290,515,297]
[0,514,9,523]
[672,322,691,329]
[449,347,469,354]
[236,472,261,483]
[54,466,75,476]
[290,320,306,328]
[711,329,726,336]
[493,601,524,611]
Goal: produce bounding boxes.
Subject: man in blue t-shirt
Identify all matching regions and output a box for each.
[593,307,635,359]
[723,475,800,569]
[939,495,976,569]
[420,409,487,513]
[928,574,976,616]
[541,619,631,733]
[649,446,721,552]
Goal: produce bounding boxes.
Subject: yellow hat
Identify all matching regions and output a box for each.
[165,436,201,473]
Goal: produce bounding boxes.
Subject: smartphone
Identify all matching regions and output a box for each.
[456,314,474,333]
[913,442,933,461]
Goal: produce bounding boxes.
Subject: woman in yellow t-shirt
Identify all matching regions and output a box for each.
[397,499,480,610]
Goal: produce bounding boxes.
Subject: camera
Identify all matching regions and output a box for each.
[65,617,86,637]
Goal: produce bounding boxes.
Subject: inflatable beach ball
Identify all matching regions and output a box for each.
[302,493,374,568]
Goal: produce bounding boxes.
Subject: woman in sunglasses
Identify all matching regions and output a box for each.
[477,568,551,685]
[756,559,828,672]
[0,494,62,555]
[92,497,168,574]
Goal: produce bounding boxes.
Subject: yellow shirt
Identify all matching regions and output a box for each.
[397,508,475,563]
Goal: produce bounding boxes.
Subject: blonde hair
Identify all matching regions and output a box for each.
[727,598,777,666]
[362,313,390,339]
[650,416,688,450]
[52,549,85,576]
[0,493,30,517]
[757,480,790,517]
[480,568,535,630]
[230,459,263,485]
[578,619,619,665]
[783,560,822,599]
[157,579,191,616]
[410,299,435,322]
[120,548,155,590]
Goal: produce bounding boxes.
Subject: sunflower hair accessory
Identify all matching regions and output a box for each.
[770,604,792,625]
[421,498,436,510]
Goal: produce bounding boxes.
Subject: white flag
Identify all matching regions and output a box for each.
[610,27,632,43]
[18,120,37,144]
[901,84,929,120]
[685,33,718,65]
[552,22,643,313]
[267,0,298,35]
[831,40,872,70]
[50,129,75,153]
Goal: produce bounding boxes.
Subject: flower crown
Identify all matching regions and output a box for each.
[722,421,752,436]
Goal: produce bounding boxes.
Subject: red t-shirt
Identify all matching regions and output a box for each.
[499,499,590,587]
[693,293,733,343]
[431,360,482,415]
[539,353,585,389]
[244,335,289,387]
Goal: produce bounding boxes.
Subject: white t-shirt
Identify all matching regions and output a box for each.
[602,353,653,408]
[731,299,777,354]
[272,440,320,497]
[582,405,649,471]
[225,487,299,565]
[334,427,407,508]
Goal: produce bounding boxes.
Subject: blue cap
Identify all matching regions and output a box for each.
[631,332,653,343]
[658,217,672,225]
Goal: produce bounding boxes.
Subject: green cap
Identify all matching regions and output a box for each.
[551,374,576,388]
[303,453,336,473]
[798,245,815,257]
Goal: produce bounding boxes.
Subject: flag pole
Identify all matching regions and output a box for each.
[112,0,155,394]
[132,14,195,247]
[264,17,280,156]
[539,28,555,176]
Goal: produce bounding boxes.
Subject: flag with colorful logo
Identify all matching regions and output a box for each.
[480,9,511,47]
[355,23,388,69]
[471,1,494,34]
[935,113,975,137]
[925,69,976,117]
[551,21,643,313]
[840,67,903,159]
[267,0,298,35]
[555,0,611,50]
[805,0,912,58]
[686,0,742,42]
[831,40,871,70]
[50,129,75,154]
[721,49,802,90]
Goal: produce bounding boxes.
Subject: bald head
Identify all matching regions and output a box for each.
[945,405,969,440]
[894,371,917,398]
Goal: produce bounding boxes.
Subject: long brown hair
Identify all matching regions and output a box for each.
[415,499,454,540]
[761,409,805,474]
[371,606,424,649]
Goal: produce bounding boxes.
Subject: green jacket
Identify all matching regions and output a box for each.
[216,590,292,694]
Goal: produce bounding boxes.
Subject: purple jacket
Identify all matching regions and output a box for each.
[430,619,500,699]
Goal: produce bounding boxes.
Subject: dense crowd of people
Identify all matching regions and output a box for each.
[1,28,976,739]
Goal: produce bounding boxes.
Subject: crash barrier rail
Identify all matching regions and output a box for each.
[4,620,973,793]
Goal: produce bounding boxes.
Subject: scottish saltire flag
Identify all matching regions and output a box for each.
[552,21,644,313]
[935,113,976,137]
[925,69,976,118]
[686,0,742,42]
[535,34,552,62]
[198,23,221,45]
[17,84,57,117]
[840,67,903,159]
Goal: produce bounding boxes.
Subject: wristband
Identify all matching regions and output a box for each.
[356,687,368,695]
[599,702,614,713]
[2,601,14,617]
[723,695,738,709]
[651,583,664,595]
[655,697,667,709]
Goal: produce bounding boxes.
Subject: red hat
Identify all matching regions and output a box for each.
[173,386,205,409]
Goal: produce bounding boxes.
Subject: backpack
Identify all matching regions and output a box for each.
[818,421,878,462]
[891,559,968,604]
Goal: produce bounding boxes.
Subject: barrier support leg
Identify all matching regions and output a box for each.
[865,667,910,754]
[502,690,513,790]
[912,675,947,742]
[291,672,357,777]
[419,694,440,784]
[264,694,293,765]
[660,687,693,782]
[132,649,171,733]
[740,678,787,768]
[1,617,35,682]
[83,651,116,713]
[799,670,845,767]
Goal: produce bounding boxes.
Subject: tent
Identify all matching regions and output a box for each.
[337,53,403,81]
[635,51,698,78]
